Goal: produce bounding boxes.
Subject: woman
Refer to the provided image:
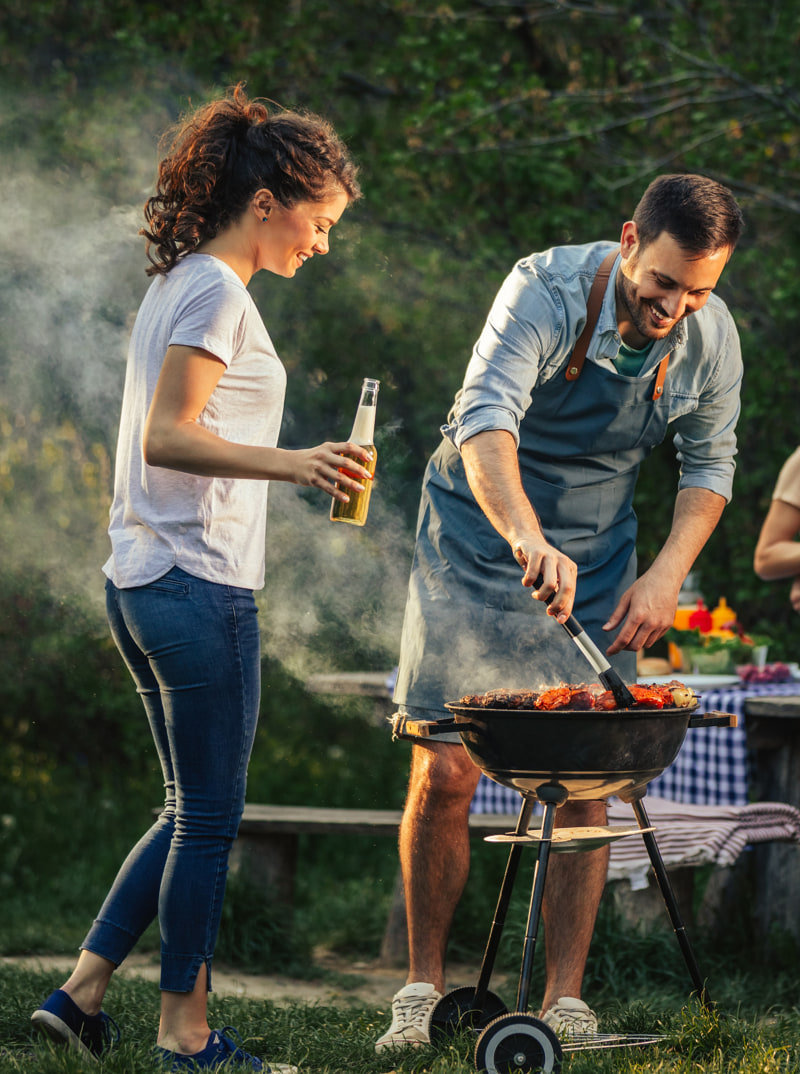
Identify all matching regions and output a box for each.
[31,84,371,1072]
[754,447,800,613]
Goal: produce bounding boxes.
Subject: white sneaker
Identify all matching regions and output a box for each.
[374,982,442,1052]
[540,996,598,1040]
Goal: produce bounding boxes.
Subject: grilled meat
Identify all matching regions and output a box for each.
[457,680,694,711]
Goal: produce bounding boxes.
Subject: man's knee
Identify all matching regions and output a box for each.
[407,742,478,810]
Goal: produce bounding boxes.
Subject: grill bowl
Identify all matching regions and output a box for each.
[444,701,698,801]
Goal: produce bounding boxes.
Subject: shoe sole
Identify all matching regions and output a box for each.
[374,1036,428,1053]
[31,1010,97,1061]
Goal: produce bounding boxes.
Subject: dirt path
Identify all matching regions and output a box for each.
[4,952,503,1009]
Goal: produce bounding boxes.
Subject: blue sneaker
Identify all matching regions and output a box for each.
[153,1026,297,1071]
[31,988,120,1059]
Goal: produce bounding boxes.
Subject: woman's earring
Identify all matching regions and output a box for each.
[262,215,269,223]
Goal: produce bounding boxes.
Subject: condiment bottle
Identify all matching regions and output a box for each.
[672,605,695,631]
[710,596,736,635]
[687,599,713,634]
[330,378,379,527]
[673,573,704,630]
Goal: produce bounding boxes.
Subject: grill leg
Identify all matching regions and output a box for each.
[472,795,535,1011]
[515,787,567,1013]
[632,795,713,1009]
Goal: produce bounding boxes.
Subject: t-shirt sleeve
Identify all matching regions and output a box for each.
[168,274,249,368]
[772,447,800,509]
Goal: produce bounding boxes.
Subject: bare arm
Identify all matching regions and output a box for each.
[460,429,578,622]
[143,345,372,501]
[754,499,800,580]
[604,485,726,654]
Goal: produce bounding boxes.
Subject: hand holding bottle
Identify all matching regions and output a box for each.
[285,440,373,499]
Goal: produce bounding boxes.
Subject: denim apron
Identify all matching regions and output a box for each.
[394,260,671,715]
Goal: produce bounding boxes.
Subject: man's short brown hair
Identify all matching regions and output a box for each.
[633,174,744,255]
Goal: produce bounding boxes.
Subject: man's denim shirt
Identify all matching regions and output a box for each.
[442,240,742,502]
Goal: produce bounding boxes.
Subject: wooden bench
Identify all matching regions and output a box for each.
[228,802,519,900]
[226,803,519,963]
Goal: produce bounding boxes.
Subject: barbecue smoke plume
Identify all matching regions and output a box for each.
[0,91,579,692]
[0,100,413,676]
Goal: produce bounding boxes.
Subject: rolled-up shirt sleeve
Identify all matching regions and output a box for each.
[671,307,742,503]
[443,260,562,450]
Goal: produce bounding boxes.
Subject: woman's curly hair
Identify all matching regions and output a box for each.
[140,83,361,276]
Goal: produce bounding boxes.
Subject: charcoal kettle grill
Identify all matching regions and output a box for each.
[401,698,736,1072]
[394,589,737,1073]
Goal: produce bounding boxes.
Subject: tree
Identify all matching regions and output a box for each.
[1,0,798,652]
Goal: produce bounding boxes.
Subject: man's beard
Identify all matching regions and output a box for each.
[616,272,674,342]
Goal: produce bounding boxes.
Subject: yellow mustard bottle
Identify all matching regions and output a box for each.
[710,596,737,638]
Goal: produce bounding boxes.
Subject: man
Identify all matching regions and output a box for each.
[376,174,745,1050]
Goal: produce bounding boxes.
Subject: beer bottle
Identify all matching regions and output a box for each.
[330,378,379,526]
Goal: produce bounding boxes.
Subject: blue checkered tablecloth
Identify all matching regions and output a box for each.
[469,682,800,814]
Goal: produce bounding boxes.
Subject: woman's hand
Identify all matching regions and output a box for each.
[287,441,373,501]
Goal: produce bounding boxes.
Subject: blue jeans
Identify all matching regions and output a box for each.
[84,567,260,992]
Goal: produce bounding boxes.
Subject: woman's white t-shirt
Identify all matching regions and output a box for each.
[103,254,287,590]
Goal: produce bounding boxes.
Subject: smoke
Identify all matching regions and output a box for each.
[260,478,414,676]
[0,163,149,445]
[0,128,597,686]
[0,113,153,602]
[0,97,416,677]
[1,88,566,690]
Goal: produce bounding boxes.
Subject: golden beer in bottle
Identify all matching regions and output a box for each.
[330,378,379,526]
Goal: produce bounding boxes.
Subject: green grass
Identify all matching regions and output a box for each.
[2,646,800,1070]
[2,963,799,1072]
[4,776,800,1070]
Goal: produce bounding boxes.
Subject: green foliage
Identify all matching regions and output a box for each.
[0,567,153,789]
[3,1,799,625]
[0,403,112,556]
[247,666,406,811]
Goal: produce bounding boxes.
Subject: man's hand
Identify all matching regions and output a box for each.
[512,539,578,623]
[603,568,681,654]
[604,486,726,654]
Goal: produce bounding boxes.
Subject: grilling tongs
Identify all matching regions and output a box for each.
[534,576,637,709]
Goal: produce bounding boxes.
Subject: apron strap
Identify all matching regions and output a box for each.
[566,249,618,381]
[566,248,671,402]
[652,353,670,400]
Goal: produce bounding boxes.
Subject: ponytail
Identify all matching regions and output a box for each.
[141,83,361,275]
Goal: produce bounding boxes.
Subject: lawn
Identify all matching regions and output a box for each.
[2,957,799,1073]
[2,655,799,1071]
